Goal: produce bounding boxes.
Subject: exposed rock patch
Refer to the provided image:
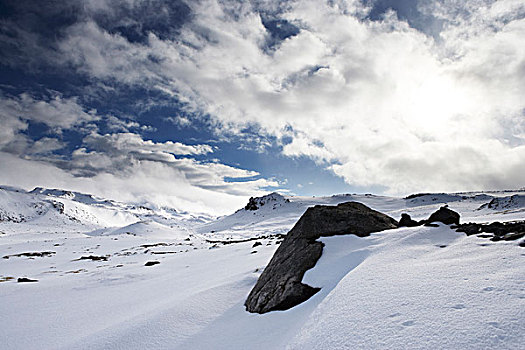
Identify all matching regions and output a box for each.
[455,221,525,242]
[141,243,170,249]
[3,251,56,259]
[74,255,108,262]
[244,192,290,211]
[478,195,525,211]
[145,261,160,266]
[205,234,284,245]
[17,277,38,283]
[244,202,398,314]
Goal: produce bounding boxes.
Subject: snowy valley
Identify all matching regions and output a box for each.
[1,186,524,349]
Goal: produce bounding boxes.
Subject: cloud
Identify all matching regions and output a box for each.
[0,92,98,155]
[83,132,213,157]
[65,132,266,194]
[29,137,66,155]
[3,0,525,199]
[2,130,278,213]
[0,92,97,130]
[0,151,271,215]
[161,0,525,193]
[0,91,278,213]
[164,115,192,128]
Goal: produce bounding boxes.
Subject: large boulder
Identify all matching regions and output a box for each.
[244,202,398,314]
[425,206,460,225]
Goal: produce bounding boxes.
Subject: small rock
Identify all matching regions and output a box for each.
[398,213,421,227]
[144,261,160,266]
[252,242,262,248]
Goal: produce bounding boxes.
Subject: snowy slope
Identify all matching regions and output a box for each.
[1,187,524,349]
[290,226,524,349]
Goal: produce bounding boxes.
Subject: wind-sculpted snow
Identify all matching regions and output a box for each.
[288,226,524,350]
[1,187,524,349]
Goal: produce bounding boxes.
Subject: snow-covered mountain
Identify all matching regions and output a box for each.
[0,185,210,237]
[1,186,524,349]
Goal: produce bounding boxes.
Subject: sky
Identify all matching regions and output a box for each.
[0,0,524,214]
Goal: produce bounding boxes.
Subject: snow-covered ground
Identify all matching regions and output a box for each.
[1,187,524,349]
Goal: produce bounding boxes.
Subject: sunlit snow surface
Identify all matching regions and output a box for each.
[0,187,524,349]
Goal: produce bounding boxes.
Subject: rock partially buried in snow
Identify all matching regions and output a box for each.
[398,207,461,228]
[425,206,460,226]
[17,277,38,283]
[455,220,525,242]
[398,213,421,227]
[244,202,398,314]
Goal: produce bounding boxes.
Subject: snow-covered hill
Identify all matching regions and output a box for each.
[196,190,525,241]
[1,187,524,349]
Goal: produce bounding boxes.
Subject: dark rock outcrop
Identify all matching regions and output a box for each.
[243,192,290,211]
[399,207,461,228]
[145,261,160,266]
[244,197,259,211]
[3,251,55,259]
[425,206,460,225]
[455,220,525,242]
[398,213,421,227]
[244,202,398,314]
